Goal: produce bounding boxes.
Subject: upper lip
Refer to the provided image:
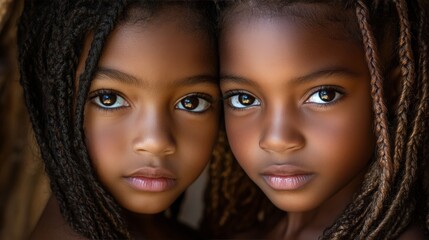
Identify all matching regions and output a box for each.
[126,167,176,179]
[261,164,312,176]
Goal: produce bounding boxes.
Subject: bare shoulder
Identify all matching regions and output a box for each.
[30,196,86,240]
[397,224,427,240]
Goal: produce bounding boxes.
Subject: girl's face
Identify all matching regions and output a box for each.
[220,12,375,212]
[82,9,219,214]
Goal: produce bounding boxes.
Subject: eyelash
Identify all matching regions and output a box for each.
[175,93,214,114]
[88,89,130,112]
[223,90,260,111]
[223,86,345,111]
[88,90,214,114]
[305,86,345,108]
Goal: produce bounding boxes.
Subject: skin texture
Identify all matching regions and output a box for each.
[82,8,219,215]
[31,6,219,239]
[220,11,375,239]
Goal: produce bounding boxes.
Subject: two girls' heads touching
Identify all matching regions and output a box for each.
[18,0,428,239]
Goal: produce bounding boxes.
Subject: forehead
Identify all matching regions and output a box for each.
[221,2,361,44]
[76,4,216,88]
[122,3,212,40]
[219,5,368,83]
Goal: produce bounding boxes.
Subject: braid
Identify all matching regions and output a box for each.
[354,1,393,237]
[325,1,428,238]
[391,0,415,175]
[326,0,429,238]
[69,1,130,238]
[18,1,130,238]
[202,129,280,237]
[374,0,423,237]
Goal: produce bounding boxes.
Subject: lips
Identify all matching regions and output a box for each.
[261,164,314,191]
[125,167,177,192]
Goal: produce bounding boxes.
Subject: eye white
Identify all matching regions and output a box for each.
[228,93,261,109]
[176,96,211,113]
[306,89,342,104]
[93,94,129,109]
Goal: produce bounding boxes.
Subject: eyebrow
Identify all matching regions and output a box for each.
[94,67,217,87]
[94,67,141,86]
[220,67,359,86]
[290,67,359,85]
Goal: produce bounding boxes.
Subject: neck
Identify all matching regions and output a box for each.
[124,211,166,239]
[123,210,200,239]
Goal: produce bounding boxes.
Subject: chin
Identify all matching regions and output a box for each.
[126,204,169,215]
[266,193,320,213]
[123,198,176,215]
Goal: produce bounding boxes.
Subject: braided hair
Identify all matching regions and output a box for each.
[203,0,429,239]
[17,1,218,239]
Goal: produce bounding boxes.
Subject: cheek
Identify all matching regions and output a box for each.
[225,113,259,168]
[84,116,129,167]
[308,105,374,173]
[176,113,219,161]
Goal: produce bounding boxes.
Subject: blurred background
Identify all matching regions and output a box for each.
[0,0,51,239]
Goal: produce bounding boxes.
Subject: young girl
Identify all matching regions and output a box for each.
[203,0,429,239]
[18,0,220,239]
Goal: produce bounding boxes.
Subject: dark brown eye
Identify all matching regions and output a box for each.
[318,89,336,102]
[239,93,255,106]
[226,92,261,109]
[306,88,343,105]
[91,91,129,110]
[176,94,211,113]
[99,94,117,106]
[181,96,200,110]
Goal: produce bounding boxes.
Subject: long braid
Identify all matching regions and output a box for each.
[322,164,378,238]
[201,130,231,232]
[390,0,416,174]
[18,1,130,238]
[354,1,394,237]
[378,0,428,237]
[366,0,418,238]
[70,2,130,238]
[57,2,128,238]
[326,1,424,238]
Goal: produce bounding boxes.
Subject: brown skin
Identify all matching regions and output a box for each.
[31,6,218,239]
[220,11,375,240]
[84,14,219,216]
[220,5,426,240]
[31,196,202,239]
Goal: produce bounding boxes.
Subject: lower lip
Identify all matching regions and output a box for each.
[125,177,176,192]
[263,174,314,191]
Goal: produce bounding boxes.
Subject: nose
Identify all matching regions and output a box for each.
[132,107,176,156]
[259,106,305,153]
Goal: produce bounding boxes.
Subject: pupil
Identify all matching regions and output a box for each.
[319,90,335,102]
[239,94,255,105]
[101,94,116,106]
[182,96,199,110]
